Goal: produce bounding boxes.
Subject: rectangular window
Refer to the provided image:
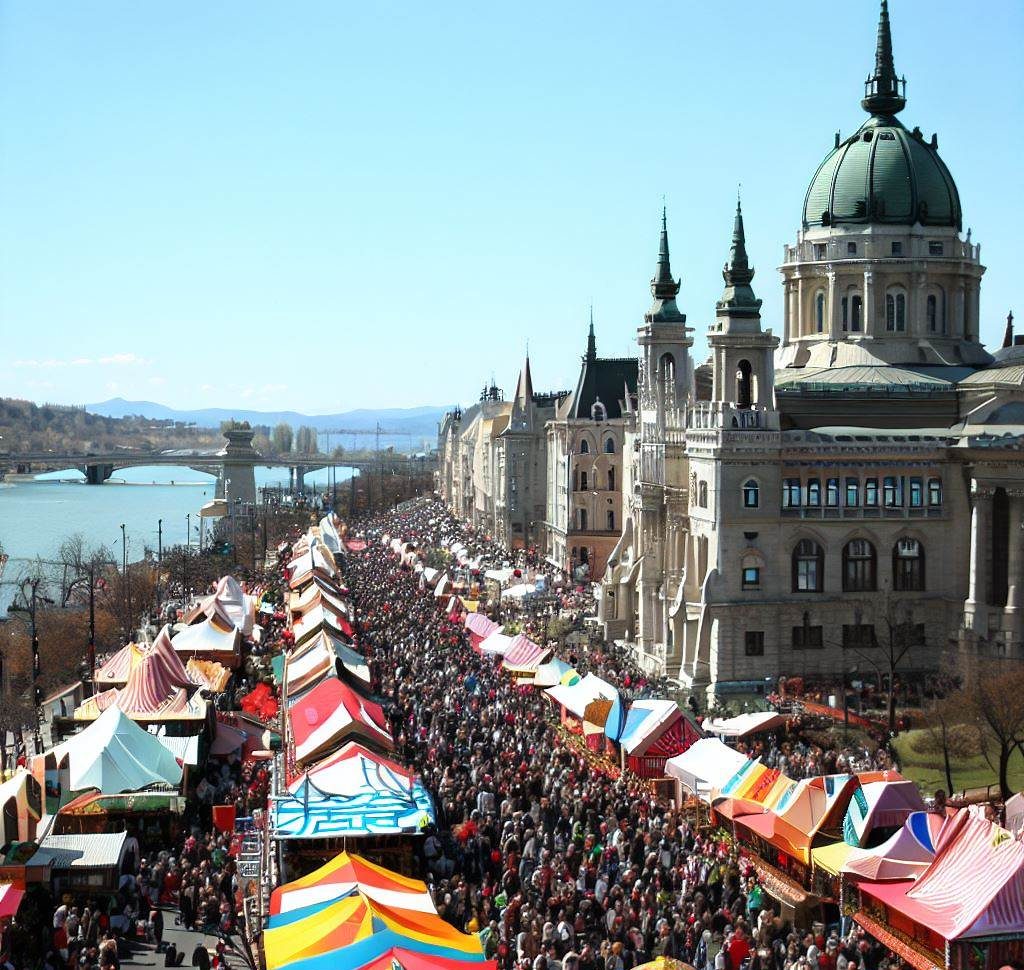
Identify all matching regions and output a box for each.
[864,478,879,506]
[813,243,826,260]
[826,478,840,507]
[806,478,822,506]
[929,241,944,256]
[909,477,923,508]
[851,295,862,332]
[842,296,849,330]
[845,477,860,507]
[843,624,877,650]
[742,567,761,590]
[745,631,765,657]
[847,242,857,256]
[928,477,943,506]
[891,241,903,256]
[580,472,588,491]
[792,625,824,650]
[883,476,902,507]
[782,479,802,508]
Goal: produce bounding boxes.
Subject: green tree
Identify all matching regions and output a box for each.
[294,425,319,454]
[272,422,294,454]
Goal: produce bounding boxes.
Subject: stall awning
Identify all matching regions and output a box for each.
[852,911,943,970]
[0,884,23,918]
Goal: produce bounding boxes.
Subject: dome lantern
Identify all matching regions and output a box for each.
[862,0,906,117]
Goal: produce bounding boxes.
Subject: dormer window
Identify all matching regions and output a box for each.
[591,399,607,422]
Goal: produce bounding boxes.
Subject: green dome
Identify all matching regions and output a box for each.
[803,117,961,230]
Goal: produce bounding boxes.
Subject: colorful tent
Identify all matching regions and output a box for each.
[286,631,370,696]
[618,700,683,755]
[262,889,487,970]
[477,631,515,656]
[0,883,24,919]
[843,778,926,846]
[288,542,338,590]
[293,605,356,647]
[859,812,1024,941]
[270,851,434,916]
[532,658,575,688]
[703,711,788,738]
[500,635,550,674]
[464,613,500,650]
[0,769,42,843]
[38,704,182,794]
[544,673,618,720]
[338,949,495,970]
[272,743,434,839]
[289,579,351,623]
[843,811,948,882]
[666,738,751,800]
[186,658,232,693]
[172,615,243,664]
[93,642,145,687]
[185,575,256,636]
[289,678,392,766]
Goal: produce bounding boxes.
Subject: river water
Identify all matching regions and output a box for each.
[0,464,353,613]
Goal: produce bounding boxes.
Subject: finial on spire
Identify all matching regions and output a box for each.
[586,308,597,361]
[1003,310,1015,349]
[651,206,681,300]
[718,196,760,313]
[862,0,906,116]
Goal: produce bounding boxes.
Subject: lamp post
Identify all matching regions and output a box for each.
[156,518,163,612]
[120,523,132,643]
[15,577,44,752]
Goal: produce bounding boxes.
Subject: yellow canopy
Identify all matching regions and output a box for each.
[811,840,854,876]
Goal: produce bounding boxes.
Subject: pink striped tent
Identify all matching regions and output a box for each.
[464,613,500,651]
[94,642,145,687]
[501,635,550,674]
[859,811,1024,951]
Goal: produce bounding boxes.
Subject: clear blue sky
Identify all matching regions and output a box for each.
[1,1,1021,413]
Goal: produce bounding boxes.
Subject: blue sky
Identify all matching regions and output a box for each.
[1,1,1021,413]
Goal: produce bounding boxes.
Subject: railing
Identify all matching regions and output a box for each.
[783,238,980,264]
[781,505,943,519]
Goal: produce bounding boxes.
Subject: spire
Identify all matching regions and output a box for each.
[645,208,686,326]
[511,354,535,430]
[1003,310,1015,349]
[862,0,906,116]
[586,308,597,361]
[717,195,761,318]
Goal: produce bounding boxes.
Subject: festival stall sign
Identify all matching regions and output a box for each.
[93,642,146,687]
[500,635,551,677]
[35,704,183,806]
[262,888,488,970]
[270,851,435,916]
[285,631,371,697]
[0,770,42,844]
[464,614,501,652]
[842,779,926,848]
[842,811,950,883]
[289,676,393,767]
[702,711,788,739]
[855,812,1024,969]
[666,738,752,802]
[171,615,243,669]
[271,743,434,840]
[25,831,138,894]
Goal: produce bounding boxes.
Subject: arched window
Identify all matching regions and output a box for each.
[579,471,588,491]
[886,292,906,332]
[927,295,937,333]
[699,481,708,508]
[607,468,615,491]
[607,510,615,531]
[742,479,759,509]
[843,538,877,591]
[579,439,590,454]
[893,537,925,590]
[604,437,615,454]
[578,508,588,531]
[792,539,824,592]
[736,359,753,409]
[591,400,607,421]
[815,292,825,334]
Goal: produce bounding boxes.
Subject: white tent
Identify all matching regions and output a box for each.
[702,711,787,738]
[478,631,515,656]
[666,738,751,801]
[501,583,536,599]
[484,567,515,584]
[544,673,617,720]
[43,705,183,794]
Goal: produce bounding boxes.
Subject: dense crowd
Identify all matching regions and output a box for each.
[342,501,900,970]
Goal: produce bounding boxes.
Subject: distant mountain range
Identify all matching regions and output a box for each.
[85,398,449,441]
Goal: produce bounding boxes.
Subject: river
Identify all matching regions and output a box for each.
[0,463,354,613]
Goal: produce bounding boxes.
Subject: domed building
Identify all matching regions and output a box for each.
[598,1,1024,698]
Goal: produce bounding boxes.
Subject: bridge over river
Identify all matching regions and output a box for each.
[2,428,432,505]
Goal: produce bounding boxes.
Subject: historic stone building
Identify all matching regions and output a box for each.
[601,1,1024,695]
[544,321,638,579]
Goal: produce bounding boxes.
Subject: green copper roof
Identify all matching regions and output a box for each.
[802,1,961,230]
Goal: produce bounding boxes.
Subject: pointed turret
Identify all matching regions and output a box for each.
[862,0,906,116]
[717,196,762,319]
[645,208,686,326]
[509,354,535,431]
[1003,311,1015,349]
[586,309,597,362]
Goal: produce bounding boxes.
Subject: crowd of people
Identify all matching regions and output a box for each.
[340,500,901,970]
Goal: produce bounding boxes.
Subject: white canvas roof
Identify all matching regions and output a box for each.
[27,832,134,870]
[478,631,515,656]
[544,673,617,720]
[666,738,751,799]
[703,711,787,738]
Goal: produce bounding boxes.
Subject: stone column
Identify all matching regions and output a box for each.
[863,270,875,335]
[966,279,980,342]
[796,277,805,338]
[783,283,792,344]
[956,284,966,339]
[827,271,839,340]
[967,483,994,632]
[1006,491,1024,612]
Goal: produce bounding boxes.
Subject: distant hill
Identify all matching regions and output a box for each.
[86,398,450,440]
